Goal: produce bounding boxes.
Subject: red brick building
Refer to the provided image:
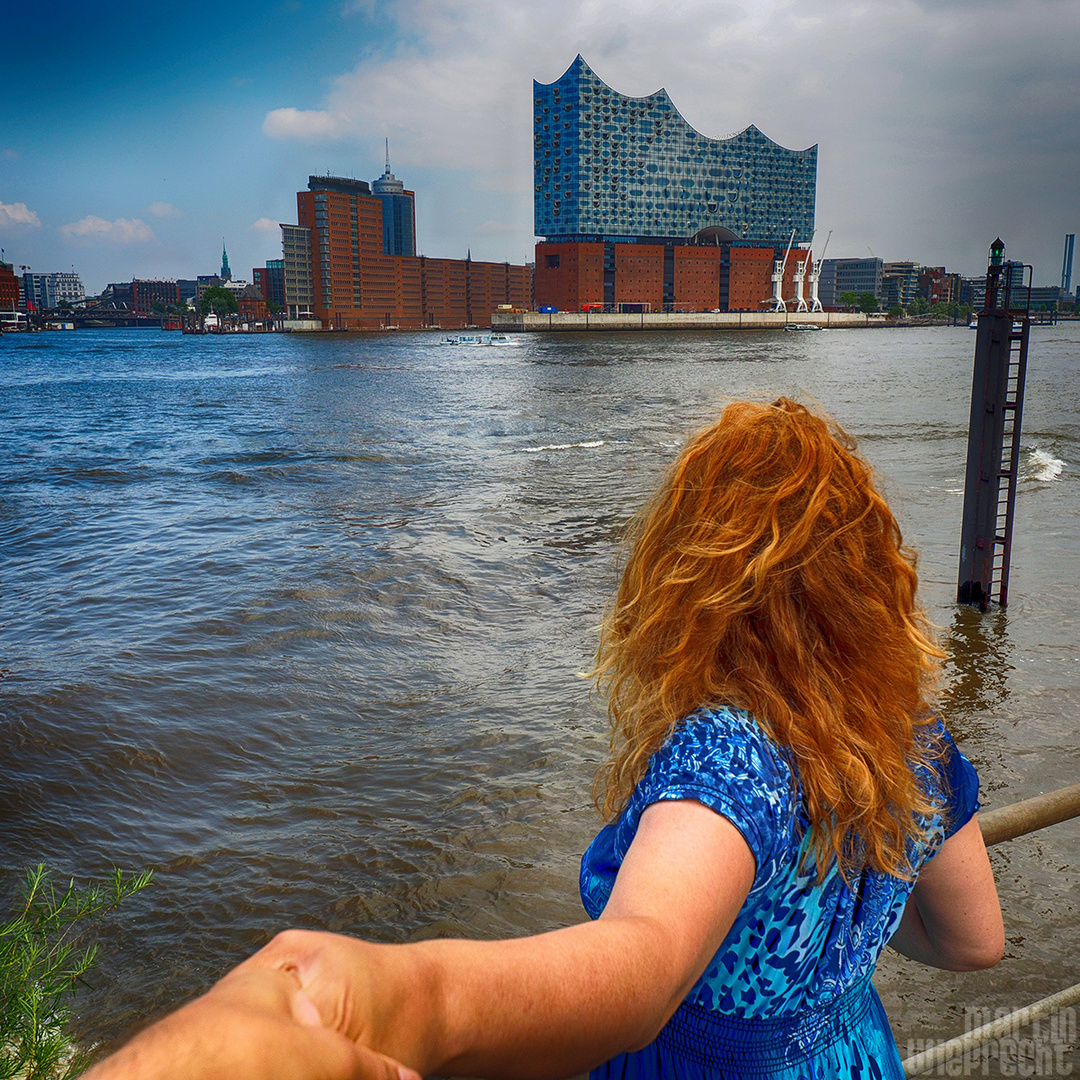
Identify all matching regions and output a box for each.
[289,177,532,330]
[131,279,181,315]
[534,241,811,313]
[0,261,20,313]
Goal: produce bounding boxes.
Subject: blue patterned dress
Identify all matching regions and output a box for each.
[580,706,980,1080]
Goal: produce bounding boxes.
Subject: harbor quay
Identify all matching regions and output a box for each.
[492,310,882,332]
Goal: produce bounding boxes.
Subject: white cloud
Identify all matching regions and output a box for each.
[60,216,155,243]
[262,108,354,140]
[250,217,281,232]
[147,201,182,218]
[0,200,41,228]
[262,0,1080,277]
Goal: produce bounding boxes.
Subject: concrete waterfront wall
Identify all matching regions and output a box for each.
[491,311,880,333]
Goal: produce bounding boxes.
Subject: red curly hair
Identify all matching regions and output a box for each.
[594,398,945,881]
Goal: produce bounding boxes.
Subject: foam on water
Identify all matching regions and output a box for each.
[520,439,605,453]
[1027,446,1065,482]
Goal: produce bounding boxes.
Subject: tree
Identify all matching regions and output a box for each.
[839,291,858,311]
[199,286,238,318]
[858,292,879,313]
[887,305,903,318]
[908,296,930,317]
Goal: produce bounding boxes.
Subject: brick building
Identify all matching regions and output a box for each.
[534,241,806,313]
[532,57,817,313]
[131,279,181,315]
[283,175,532,330]
[0,261,20,313]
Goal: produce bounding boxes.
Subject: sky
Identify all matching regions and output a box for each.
[3,0,1078,296]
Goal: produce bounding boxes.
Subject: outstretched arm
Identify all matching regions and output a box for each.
[80,799,753,1080]
[888,814,1004,971]
[247,798,755,1080]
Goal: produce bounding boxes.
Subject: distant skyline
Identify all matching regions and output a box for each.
[3,0,1078,295]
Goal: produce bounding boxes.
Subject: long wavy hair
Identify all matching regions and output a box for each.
[594,398,945,881]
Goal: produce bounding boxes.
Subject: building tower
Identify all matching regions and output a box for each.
[221,241,232,282]
[372,140,417,257]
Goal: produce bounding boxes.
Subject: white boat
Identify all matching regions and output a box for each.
[439,334,499,346]
[785,323,821,332]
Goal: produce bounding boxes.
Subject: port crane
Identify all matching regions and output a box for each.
[807,230,832,313]
[767,230,796,312]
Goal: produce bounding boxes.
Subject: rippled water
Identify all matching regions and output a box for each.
[2,325,1078,1068]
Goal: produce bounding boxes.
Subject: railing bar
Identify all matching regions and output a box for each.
[902,980,1080,1077]
[979,782,1080,846]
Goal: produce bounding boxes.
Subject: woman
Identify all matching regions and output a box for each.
[88,399,1003,1080]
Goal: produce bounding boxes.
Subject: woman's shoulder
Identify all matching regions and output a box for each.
[654,705,793,786]
[636,706,797,827]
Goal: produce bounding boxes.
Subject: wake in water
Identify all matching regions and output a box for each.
[521,439,605,453]
[1024,447,1066,482]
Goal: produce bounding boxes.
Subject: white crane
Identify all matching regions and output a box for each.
[791,249,811,313]
[768,230,796,312]
[808,229,832,313]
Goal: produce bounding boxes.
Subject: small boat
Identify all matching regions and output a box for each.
[439,333,514,346]
[785,323,821,332]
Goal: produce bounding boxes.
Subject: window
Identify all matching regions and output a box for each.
[546,254,560,269]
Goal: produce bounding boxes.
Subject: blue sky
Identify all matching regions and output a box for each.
[3,0,1078,295]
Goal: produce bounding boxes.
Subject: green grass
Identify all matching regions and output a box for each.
[0,865,153,1080]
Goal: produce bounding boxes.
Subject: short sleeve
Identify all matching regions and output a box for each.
[935,726,980,839]
[624,708,798,895]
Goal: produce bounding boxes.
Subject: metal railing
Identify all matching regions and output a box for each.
[901,782,1080,1077]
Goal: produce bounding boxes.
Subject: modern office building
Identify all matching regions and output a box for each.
[881,262,919,310]
[372,143,416,258]
[253,260,286,312]
[21,271,85,310]
[821,258,883,305]
[532,56,817,311]
[282,174,531,329]
[280,225,314,319]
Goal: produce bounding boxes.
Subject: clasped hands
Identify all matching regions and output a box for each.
[82,930,419,1080]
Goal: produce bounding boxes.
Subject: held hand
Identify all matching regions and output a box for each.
[235,929,394,1050]
[82,954,419,1080]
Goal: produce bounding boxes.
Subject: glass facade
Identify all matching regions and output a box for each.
[534,56,816,247]
[280,224,314,317]
[372,167,416,258]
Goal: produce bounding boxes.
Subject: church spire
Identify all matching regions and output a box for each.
[221,240,231,282]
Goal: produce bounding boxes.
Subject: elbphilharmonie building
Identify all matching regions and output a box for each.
[534,55,816,248]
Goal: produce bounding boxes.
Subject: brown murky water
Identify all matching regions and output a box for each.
[2,324,1078,1074]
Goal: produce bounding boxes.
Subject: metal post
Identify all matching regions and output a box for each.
[958,239,1030,609]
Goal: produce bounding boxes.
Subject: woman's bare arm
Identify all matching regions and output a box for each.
[888,814,1005,971]
[251,798,755,1080]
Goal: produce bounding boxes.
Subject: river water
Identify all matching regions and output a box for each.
[2,325,1078,1072]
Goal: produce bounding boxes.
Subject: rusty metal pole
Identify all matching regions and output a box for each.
[958,239,1029,609]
